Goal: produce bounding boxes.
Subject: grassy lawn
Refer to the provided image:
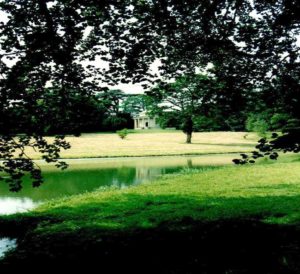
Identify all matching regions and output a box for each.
[26,131,259,159]
[28,163,300,227]
[14,162,300,229]
[1,161,300,272]
[3,131,300,272]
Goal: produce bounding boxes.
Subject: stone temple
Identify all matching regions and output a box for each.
[133,111,160,129]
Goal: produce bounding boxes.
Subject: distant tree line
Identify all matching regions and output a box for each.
[145,73,297,143]
[6,89,134,135]
[7,76,294,139]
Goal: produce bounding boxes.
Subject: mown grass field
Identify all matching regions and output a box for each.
[1,160,300,272]
[25,162,300,229]
[26,131,259,159]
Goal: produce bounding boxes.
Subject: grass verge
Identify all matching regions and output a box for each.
[1,162,300,272]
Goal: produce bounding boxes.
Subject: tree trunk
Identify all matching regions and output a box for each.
[186,131,192,144]
[184,116,193,144]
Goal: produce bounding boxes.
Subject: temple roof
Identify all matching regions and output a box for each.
[133,111,153,119]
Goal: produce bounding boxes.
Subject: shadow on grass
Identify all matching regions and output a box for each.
[190,142,256,147]
[2,193,300,273]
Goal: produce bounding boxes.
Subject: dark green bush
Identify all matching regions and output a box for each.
[117,128,128,139]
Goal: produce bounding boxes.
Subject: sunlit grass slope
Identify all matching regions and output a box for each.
[26,131,259,159]
[10,162,300,237]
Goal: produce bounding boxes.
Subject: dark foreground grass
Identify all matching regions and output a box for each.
[1,162,300,273]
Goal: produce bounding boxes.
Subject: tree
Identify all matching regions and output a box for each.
[97,90,134,131]
[0,0,94,191]
[234,75,300,164]
[1,0,299,190]
[0,1,133,191]
[246,113,270,137]
[101,0,299,152]
[147,74,224,143]
[121,94,148,117]
[98,89,125,115]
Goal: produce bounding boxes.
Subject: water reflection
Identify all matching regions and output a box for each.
[0,238,17,258]
[0,155,232,214]
[0,198,37,215]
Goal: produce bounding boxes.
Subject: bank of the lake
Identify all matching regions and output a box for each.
[0,154,239,215]
[1,161,300,273]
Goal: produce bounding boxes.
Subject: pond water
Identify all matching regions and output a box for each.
[0,238,17,259]
[0,155,233,215]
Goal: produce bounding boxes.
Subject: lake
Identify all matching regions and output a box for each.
[0,155,234,215]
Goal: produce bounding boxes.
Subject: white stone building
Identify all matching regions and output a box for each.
[133,111,160,129]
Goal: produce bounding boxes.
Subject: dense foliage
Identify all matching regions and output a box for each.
[0,0,299,190]
[147,74,224,143]
[121,94,148,117]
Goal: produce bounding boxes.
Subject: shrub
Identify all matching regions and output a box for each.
[246,114,269,137]
[117,128,128,139]
[270,113,291,131]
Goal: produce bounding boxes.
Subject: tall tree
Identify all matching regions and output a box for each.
[147,74,224,143]
[0,0,126,190]
[121,94,148,117]
[97,89,125,115]
[102,0,300,157]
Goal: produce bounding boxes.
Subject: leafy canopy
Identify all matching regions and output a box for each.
[0,0,299,189]
[147,74,224,143]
